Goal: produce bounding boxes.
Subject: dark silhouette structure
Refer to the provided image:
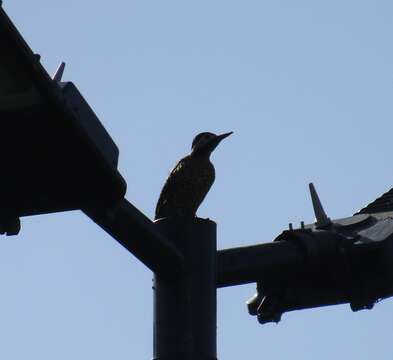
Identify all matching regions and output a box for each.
[155,132,232,220]
[4,4,393,360]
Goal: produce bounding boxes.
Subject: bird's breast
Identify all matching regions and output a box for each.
[193,159,215,185]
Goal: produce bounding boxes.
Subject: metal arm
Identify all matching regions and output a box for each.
[83,199,184,278]
[217,240,305,288]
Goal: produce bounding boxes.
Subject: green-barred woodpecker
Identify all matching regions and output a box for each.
[155,132,233,220]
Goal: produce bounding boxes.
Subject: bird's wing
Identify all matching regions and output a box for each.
[155,157,189,219]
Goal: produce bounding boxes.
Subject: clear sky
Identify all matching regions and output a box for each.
[2,1,393,359]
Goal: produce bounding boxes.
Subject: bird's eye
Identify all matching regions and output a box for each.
[203,134,213,143]
[199,136,207,145]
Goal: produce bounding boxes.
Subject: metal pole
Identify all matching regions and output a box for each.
[153,217,217,360]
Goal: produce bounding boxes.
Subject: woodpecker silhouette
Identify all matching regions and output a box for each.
[155,131,233,220]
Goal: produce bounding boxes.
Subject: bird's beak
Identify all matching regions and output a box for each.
[208,131,233,152]
[216,131,233,142]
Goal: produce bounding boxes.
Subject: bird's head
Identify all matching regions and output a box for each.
[191,131,233,156]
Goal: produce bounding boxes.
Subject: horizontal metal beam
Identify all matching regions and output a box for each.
[83,199,184,277]
[216,240,305,288]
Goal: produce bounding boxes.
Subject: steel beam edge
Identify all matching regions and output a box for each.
[216,240,305,288]
[83,198,184,278]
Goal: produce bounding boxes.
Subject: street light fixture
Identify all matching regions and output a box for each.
[0,5,126,228]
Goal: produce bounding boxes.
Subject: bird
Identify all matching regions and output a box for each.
[155,131,233,220]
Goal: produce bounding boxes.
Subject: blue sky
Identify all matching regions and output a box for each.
[2,1,393,359]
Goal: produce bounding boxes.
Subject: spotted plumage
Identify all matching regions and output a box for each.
[155,131,232,220]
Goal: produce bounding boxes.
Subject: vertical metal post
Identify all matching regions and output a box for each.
[153,217,217,360]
